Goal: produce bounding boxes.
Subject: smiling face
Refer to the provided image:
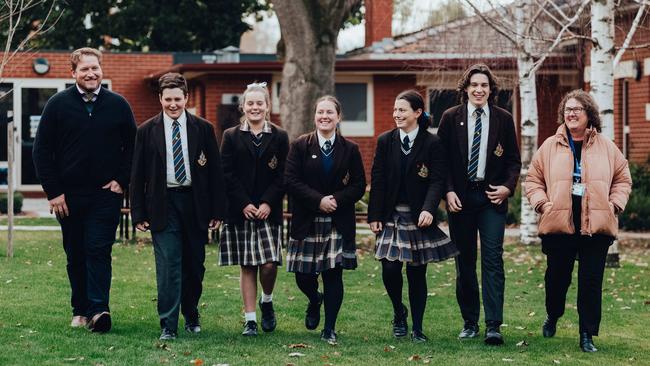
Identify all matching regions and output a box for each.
[243,90,268,125]
[314,100,340,137]
[72,55,102,93]
[159,88,188,120]
[393,98,420,133]
[465,73,491,108]
[563,97,589,138]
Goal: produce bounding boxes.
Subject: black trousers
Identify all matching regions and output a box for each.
[151,189,207,332]
[449,187,506,326]
[59,189,121,317]
[542,234,611,336]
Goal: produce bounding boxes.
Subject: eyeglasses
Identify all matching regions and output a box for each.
[564,107,585,115]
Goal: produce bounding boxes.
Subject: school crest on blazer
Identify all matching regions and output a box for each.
[342,171,350,185]
[268,154,278,169]
[417,163,429,178]
[494,143,504,157]
[198,151,207,166]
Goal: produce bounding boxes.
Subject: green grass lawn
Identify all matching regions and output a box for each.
[0,216,59,226]
[0,231,648,366]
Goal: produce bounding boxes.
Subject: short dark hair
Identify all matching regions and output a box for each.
[396,89,430,128]
[457,63,499,105]
[70,47,102,70]
[557,89,602,133]
[158,72,188,96]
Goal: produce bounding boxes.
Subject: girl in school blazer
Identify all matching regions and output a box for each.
[368,90,458,342]
[219,83,289,337]
[284,95,366,344]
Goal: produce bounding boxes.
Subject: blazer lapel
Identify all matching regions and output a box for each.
[307,132,325,190]
[152,113,167,167]
[485,106,500,165]
[406,128,426,173]
[186,112,199,166]
[456,106,469,167]
[257,128,274,157]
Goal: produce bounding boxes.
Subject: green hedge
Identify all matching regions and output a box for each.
[619,162,650,231]
[0,192,24,214]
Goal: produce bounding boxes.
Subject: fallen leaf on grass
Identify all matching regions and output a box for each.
[620,306,632,310]
[645,301,650,305]
[288,343,310,349]
[183,351,192,356]
[189,359,203,366]
[107,346,115,351]
[515,326,525,330]
[501,358,514,362]
[516,340,528,347]
[408,355,421,361]
[288,353,305,357]
[527,312,536,317]
[287,296,296,301]
[384,345,396,352]
[553,360,561,364]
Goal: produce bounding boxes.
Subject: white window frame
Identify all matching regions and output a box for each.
[270,74,374,137]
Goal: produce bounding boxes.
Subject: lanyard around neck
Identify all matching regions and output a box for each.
[566,129,582,182]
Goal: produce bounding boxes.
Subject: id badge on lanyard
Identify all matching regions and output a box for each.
[568,135,585,197]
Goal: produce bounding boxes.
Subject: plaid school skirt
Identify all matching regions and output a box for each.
[219,220,283,266]
[375,204,458,265]
[286,216,357,274]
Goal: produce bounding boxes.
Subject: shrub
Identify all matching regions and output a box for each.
[0,192,24,214]
[619,162,650,231]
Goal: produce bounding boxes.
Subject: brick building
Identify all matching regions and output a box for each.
[1,1,648,195]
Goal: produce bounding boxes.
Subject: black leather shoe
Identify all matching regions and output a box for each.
[185,323,201,334]
[392,304,408,338]
[580,332,598,352]
[542,316,557,338]
[87,312,112,333]
[458,321,479,339]
[159,328,177,341]
[485,326,504,345]
[259,298,277,332]
[242,321,258,336]
[320,328,337,344]
[411,330,428,343]
[305,292,323,330]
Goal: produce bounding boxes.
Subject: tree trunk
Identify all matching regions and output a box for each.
[590,0,619,267]
[272,0,361,140]
[516,0,540,245]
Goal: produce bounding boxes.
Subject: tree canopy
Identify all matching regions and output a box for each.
[4,0,269,52]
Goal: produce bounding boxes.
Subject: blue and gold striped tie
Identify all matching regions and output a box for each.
[467,108,483,181]
[172,120,187,184]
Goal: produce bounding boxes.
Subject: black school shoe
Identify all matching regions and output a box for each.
[484,326,504,345]
[242,320,258,336]
[458,321,479,339]
[411,330,428,343]
[305,292,323,330]
[392,304,408,338]
[542,316,557,338]
[320,328,337,344]
[580,332,598,352]
[159,328,177,341]
[259,298,277,332]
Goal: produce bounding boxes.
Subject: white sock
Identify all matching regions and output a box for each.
[245,312,257,322]
[261,293,273,303]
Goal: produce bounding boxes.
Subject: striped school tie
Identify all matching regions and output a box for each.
[321,140,333,156]
[401,135,411,155]
[172,120,187,184]
[467,108,483,181]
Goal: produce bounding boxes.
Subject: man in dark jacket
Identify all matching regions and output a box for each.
[130,72,226,340]
[33,47,136,333]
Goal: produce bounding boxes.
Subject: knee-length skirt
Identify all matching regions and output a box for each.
[219,219,283,266]
[375,204,458,265]
[286,216,357,274]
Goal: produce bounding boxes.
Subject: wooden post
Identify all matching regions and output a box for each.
[7,110,15,258]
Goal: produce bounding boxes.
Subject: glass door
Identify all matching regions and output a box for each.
[20,87,58,185]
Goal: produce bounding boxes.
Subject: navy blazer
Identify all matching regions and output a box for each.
[368,127,447,228]
[220,123,289,224]
[130,111,226,232]
[285,132,366,243]
[437,103,521,213]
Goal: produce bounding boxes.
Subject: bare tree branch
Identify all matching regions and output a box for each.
[613,2,647,66]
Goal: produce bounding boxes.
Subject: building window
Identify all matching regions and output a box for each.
[271,75,374,137]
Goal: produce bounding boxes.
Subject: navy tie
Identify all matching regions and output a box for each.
[467,108,483,181]
[321,140,333,156]
[401,135,411,155]
[172,120,187,184]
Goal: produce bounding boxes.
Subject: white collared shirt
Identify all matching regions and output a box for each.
[76,84,101,102]
[467,103,490,180]
[163,110,192,187]
[399,125,419,149]
[317,132,336,149]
